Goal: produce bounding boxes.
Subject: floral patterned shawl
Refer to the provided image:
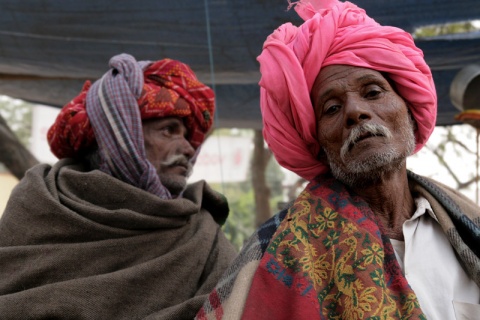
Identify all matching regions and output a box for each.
[196,171,480,319]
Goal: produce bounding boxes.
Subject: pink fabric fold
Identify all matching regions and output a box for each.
[258,0,437,181]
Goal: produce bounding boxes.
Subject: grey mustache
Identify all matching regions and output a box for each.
[161,154,193,176]
[340,123,392,160]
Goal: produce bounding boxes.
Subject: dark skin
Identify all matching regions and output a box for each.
[142,116,195,196]
[311,65,416,240]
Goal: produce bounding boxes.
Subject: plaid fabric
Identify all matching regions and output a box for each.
[196,172,480,319]
[196,209,288,320]
[85,54,170,198]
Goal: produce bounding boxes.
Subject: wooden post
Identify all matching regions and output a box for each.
[251,129,272,227]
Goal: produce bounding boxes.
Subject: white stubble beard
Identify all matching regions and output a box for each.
[158,154,193,196]
[323,118,416,188]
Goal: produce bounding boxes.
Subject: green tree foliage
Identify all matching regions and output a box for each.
[414,21,478,38]
[211,157,285,250]
[0,96,33,148]
[216,181,256,250]
[208,128,286,250]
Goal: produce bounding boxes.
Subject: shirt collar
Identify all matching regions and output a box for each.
[411,196,438,222]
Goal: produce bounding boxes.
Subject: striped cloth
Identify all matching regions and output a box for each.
[85,54,169,198]
[196,171,480,319]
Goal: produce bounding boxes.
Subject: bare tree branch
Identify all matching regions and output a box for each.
[425,143,479,191]
[458,176,480,189]
[444,128,477,155]
[425,144,462,186]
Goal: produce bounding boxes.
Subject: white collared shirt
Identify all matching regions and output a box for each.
[390,196,480,320]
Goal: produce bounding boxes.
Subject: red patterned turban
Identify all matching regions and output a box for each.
[47,57,215,159]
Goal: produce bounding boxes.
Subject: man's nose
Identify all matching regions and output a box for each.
[179,136,195,159]
[344,97,372,128]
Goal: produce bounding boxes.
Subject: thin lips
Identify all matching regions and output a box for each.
[173,163,188,170]
[349,132,384,150]
[356,132,376,142]
[170,161,189,171]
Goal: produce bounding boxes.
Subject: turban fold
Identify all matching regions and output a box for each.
[47,54,215,199]
[48,56,215,159]
[257,0,437,181]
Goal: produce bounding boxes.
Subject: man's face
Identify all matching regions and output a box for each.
[142,117,195,196]
[311,65,416,187]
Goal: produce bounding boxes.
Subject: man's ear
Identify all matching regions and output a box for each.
[407,107,418,135]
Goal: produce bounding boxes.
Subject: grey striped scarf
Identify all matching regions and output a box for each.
[86,53,171,198]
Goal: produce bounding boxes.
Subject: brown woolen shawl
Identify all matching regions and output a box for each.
[0,159,237,319]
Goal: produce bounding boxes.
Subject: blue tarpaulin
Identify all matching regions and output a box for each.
[0,0,479,127]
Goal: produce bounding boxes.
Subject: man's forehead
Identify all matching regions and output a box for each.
[318,65,383,84]
[142,116,184,125]
[312,65,386,96]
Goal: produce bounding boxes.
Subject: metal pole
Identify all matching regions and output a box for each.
[476,128,479,205]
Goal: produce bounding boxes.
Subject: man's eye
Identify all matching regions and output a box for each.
[365,90,381,98]
[160,126,174,135]
[364,84,384,99]
[324,104,341,115]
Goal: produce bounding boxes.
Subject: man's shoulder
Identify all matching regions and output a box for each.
[408,170,480,217]
[185,180,230,225]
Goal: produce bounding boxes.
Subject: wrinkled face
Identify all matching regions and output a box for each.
[311,65,416,187]
[142,117,195,196]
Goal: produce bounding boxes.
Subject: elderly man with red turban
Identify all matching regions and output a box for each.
[0,53,237,319]
[197,1,480,319]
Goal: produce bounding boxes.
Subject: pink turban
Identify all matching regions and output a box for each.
[257,0,437,181]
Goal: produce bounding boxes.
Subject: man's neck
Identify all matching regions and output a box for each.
[350,167,414,241]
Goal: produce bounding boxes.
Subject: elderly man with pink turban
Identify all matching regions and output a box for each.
[196,1,480,319]
[0,53,237,319]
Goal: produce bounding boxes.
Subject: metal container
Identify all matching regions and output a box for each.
[450,64,480,111]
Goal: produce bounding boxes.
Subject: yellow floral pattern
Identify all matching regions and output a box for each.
[265,185,426,319]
